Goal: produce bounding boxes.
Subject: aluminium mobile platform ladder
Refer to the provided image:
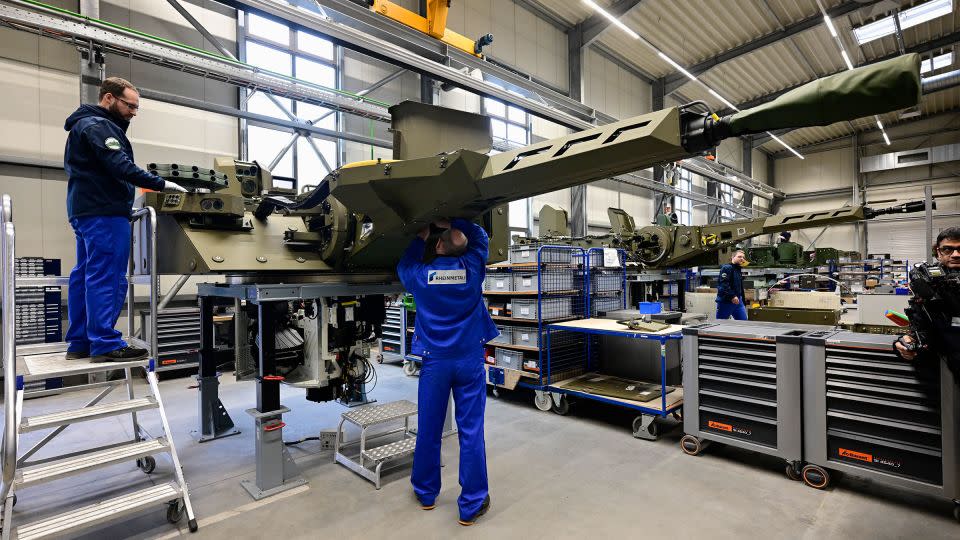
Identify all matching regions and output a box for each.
[0,195,196,539]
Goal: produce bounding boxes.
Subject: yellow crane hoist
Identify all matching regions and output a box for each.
[368,0,493,57]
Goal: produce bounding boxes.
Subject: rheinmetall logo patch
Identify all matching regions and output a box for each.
[427,269,466,285]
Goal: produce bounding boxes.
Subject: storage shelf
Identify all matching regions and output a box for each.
[490,315,579,324]
[484,363,540,379]
[483,289,580,296]
[491,343,539,353]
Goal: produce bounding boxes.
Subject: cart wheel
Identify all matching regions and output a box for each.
[491,387,500,398]
[533,391,552,412]
[801,464,830,490]
[376,354,384,364]
[633,416,658,438]
[138,456,156,474]
[166,499,185,524]
[189,518,199,532]
[680,434,703,456]
[402,362,418,377]
[672,409,683,422]
[953,501,960,523]
[785,463,802,481]
[551,395,570,416]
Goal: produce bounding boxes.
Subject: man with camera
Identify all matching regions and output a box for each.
[894,227,960,379]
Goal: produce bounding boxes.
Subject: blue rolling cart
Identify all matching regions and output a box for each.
[484,245,587,408]
[538,247,684,439]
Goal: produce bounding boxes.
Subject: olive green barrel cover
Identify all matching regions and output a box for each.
[729,53,921,135]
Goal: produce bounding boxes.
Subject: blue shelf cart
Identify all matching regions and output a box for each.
[542,317,684,440]
[483,245,587,411]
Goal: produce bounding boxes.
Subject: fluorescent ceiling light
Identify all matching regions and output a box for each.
[840,50,854,70]
[899,0,953,29]
[768,133,805,160]
[854,0,954,45]
[708,88,740,111]
[921,51,953,74]
[658,52,697,81]
[876,117,892,146]
[824,15,838,38]
[853,17,896,44]
[581,0,640,39]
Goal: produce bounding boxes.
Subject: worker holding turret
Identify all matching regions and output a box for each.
[397,218,498,526]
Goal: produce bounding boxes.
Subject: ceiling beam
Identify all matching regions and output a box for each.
[663,0,883,95]
[512,0,571,31]
[581,0,644,46]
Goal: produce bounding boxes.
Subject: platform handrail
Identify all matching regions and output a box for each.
[1,194,11,224]
[1,205,17,503]
[128,206,159,359]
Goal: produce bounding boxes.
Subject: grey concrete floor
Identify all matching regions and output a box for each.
[5,360,959,540]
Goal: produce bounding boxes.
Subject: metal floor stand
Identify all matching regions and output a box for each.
[0,198,197,539]
[194,281,403,500]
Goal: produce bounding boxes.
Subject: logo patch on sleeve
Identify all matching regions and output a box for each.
[104,137,122,150]
[427,269,466,285]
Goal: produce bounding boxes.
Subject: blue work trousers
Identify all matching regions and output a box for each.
[412,351,488,520]
[716,298,748,320]
[65,216,130,356]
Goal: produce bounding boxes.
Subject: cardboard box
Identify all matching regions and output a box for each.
[768,291,841,310]
[685,292,718,319]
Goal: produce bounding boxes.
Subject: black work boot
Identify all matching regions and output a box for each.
[458,495,490,526]
[94,346,148,362]
[65,351,89,360]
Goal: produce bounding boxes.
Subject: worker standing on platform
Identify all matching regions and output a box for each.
[397,218,498,526]
[716,249,748,320]
[63,77,186,362]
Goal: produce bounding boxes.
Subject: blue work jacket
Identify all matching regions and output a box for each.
[397,219,499,359]
[716,263,745,304]
[64,104,165,219]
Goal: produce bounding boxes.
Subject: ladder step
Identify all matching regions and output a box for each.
[14,482,182,540]
[361,437,417,463]
[16,439,170,488]
[17,353,150,383]
[21,397,159,433]
[341,400,418,428]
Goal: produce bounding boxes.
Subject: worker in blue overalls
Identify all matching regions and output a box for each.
[63,77,187,362]
[397,218,498,525]
[716,249,748,320]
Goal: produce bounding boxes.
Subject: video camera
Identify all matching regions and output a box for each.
[900,262,960,379]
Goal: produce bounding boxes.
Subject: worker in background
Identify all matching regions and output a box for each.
[895,227,960,373]
[778,231,792,244]
[656,203,678,226]
[63,77,187,362]
[397,218,498,526]
[716,249,749,320]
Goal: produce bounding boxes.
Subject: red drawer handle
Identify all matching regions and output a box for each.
[262,375,285,381]
[263,421,286,432]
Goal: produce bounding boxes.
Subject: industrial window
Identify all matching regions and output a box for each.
[719,183,737,221]
[241,13,339,189]
[485,91,531,239]
[676,168,692,225]
[484,95,529,148]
